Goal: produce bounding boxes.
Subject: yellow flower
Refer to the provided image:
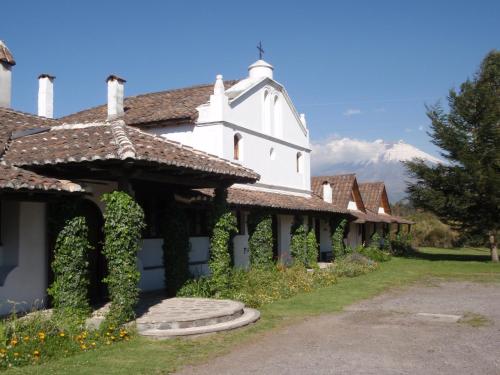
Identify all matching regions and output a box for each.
[59,332,65,337]
[110,336,116,341]
[38,332,46,341]
[106,340,111,345]
[80,344,87,350]
[13,352,19,358]
[91,342,96,347]
[23,336,30,342]
[0,348,6,354]
[33,350,41,359]
[10,338,18,346]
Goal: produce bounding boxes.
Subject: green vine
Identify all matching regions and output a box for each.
[306,229,319,268]
[290,217,308,266]
[247,211,274,268]
[101,191,145,325]
[331,219,348,259]
[47,216,92,324]
[209,211,237,296]
[162,200,191,297]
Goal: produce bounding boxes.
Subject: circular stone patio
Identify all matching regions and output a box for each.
[135,298,260,338]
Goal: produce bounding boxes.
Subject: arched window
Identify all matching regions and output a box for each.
[296,152,303,173]
[233,133,242,160]
[273,95,282,137]
[263,90,271,134]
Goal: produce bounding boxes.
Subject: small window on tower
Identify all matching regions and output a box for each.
[234,133,242,160]
[296,152,303,173]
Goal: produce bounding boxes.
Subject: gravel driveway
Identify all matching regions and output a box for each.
[176,281,500,375]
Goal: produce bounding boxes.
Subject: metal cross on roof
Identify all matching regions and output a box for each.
[257,41,264,60]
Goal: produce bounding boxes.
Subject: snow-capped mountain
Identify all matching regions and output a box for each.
[311,138,442,202]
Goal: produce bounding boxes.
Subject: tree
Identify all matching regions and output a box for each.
[405,51,500,262]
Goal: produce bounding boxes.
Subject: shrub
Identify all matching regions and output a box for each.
[162,202,190,297]
[306,230,319,268]
[357,246,391,262]
[101,191,145,326]
[370,232,382,249]
[177,276,213,298]
[390,232,415,256]
[330,253,378,278]
[408,211,458,248]
[248,211,274,268]
[47,216,92,324]
[209,212,237,296]
[290,220,307,266]
[331,219,347,259]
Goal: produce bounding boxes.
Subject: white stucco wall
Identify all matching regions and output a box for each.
[149,78,312,196]
[0,202,47,316]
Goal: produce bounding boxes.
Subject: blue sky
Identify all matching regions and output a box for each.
[2,0,499,157]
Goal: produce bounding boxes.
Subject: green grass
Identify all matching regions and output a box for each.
[10,247,499,374]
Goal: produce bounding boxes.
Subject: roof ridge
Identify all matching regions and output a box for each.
[109,120,136,159]
[59,79,240,121]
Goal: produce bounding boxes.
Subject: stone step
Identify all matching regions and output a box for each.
[139,308,260,338]
[135,298,246,331]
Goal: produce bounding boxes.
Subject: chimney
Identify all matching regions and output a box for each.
[322,182,332,203]
[0,40,16,108]
[248,59,274,80]
[106,75,126,120]
[38,74,55,118]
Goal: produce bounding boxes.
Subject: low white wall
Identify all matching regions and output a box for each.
[137,236,212,291]
[278,214,293,264]
[346,222,363,249]
[0,202,47,316]
[319,219,331,254]
[233,234,249,268]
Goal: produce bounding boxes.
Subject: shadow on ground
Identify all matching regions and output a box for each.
[404,248,491,262]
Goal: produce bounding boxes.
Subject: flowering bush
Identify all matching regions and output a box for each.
[0,312,130,370]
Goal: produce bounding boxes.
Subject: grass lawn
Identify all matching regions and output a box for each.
[11,247,499,374]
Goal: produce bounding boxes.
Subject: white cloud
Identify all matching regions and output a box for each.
[418,125,425,131]
[343,108,361,117]
[311,137,387,172]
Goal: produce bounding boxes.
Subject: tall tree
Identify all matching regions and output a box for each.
[405,51,500,262]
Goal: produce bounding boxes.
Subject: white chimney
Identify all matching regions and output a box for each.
[0,40,15,108]
[38,74,55,118]
[248,60,274,80]
[106,75,126,120]
[322,182,332,203]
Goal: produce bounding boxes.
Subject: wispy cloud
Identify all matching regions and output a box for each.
[418,125,425,131]
[343,108,361,117]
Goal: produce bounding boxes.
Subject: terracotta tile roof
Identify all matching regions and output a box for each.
[197,187,349,214]
[0,108,59,156]
[358,182,385,212]
[3,120,258,181]
[0,165,83,193]
[59,81,239,126]
[0,41,15,66]
[311,174,357,211]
